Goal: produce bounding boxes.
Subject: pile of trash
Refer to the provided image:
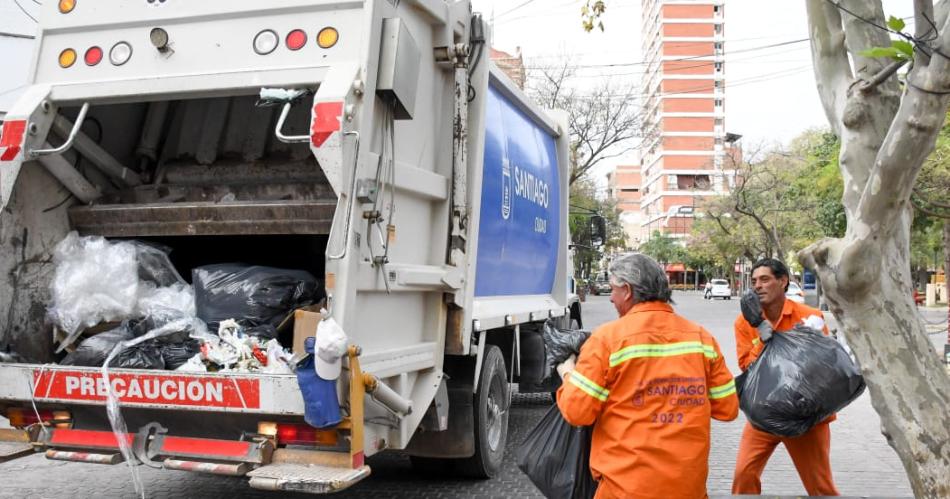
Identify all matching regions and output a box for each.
[48,233,320,374]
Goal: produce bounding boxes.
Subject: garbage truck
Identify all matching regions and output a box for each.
[0,0,582,493]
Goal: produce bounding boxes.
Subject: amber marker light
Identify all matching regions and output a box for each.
[316,27,339,49]
[59,0,76,13]
[59,48,77,68]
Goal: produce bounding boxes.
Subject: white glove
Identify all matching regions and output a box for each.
[556,354,577,379]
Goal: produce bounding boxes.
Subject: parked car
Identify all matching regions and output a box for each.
[786,281,806,303]
[710,279,732,300]
[590,280,612,296]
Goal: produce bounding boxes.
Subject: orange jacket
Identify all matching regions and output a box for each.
[557,302,739,499]
[734,298,836,424]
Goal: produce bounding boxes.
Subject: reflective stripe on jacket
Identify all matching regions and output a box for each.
[557,301,739,499]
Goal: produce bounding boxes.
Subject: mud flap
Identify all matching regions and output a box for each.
[404,356,475,458]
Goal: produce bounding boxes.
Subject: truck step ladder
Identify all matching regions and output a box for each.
[247,462,371,494]
[0,429,35,463]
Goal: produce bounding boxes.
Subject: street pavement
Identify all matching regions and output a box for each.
[1,293,944,498]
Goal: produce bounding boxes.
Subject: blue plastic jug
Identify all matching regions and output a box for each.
[295,336,342,428]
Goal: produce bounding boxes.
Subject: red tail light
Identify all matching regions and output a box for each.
[286,29,307,51]
[84,46,103,66]
[264,422,338,446]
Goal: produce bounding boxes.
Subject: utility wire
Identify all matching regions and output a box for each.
[523,38,810,70]
[496,0,539,19]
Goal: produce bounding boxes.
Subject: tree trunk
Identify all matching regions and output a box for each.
[801,1,950,495]
[944,222,950,347]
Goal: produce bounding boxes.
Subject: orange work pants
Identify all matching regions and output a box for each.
[732,421,839,496]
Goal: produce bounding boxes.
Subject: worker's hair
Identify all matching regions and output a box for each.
[751,258,790,291]
[608,253,673,304]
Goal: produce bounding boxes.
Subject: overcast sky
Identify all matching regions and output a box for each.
[3,0,914,162]
[472,0,913,172]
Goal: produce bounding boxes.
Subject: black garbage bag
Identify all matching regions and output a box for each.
[192,264,321,332]
[108,340,165,370]
[516,405,597,499]
[736,324,865,437]
[542,320,591,379]
[160,339,202,370]
[61,325,135,367]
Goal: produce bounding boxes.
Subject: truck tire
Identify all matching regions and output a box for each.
[458,344,509,478]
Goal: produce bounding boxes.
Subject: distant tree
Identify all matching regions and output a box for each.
[569,178,626,279]
[525,58,641,184]
[637,231,685,266]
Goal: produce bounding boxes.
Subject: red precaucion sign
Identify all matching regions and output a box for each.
[33,370,261,410]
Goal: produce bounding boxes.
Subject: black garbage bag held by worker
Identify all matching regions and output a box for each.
[736,289,865,437]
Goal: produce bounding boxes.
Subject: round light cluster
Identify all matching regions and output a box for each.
[59,42,133,68]
[253,27,339,55]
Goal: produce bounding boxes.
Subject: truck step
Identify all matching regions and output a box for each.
[247,463,371,494]
[0,441,35,463]
[0,428,36,463]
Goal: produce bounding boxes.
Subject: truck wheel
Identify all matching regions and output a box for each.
[459,345,508,478]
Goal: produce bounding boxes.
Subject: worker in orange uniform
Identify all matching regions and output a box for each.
[556,253,739,499]
[731,258,840,496]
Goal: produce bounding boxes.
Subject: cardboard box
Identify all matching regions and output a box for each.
[293,310,323,357]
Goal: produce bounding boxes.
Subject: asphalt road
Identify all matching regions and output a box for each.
[1,293,944,498]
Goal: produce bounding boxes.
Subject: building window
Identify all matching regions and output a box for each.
[715,137,724,145]
[667,174,677,189]
[713,5,721,13]
[714,62,723,72]
[715,99,723,107]
[715,118,724,126]
[714,42,723,52]
[714,24,723,34]
[715,80,723,89]
[621,188,639,193]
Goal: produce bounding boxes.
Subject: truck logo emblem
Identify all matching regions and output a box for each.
[501,158,511,220]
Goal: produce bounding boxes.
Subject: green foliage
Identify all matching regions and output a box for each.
[638,231,684,265]
[859,15,914,62]
[687,129,847,270]
[569,178,627,279]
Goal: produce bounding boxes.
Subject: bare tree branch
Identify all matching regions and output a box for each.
[526,57,642,184]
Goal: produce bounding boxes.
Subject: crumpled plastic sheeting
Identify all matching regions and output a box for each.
[48,233,192,351]
[101,317,205,499]
[49,233,140,350]
[135,284,196,326]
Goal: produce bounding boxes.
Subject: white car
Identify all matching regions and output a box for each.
[786,281,806,303]
[709,279,732,300]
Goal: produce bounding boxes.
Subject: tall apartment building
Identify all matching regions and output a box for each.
[639,0,732,240]
[606,162,645,248]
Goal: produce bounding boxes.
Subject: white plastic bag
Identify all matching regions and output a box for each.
[48,233,140,351]
[263,339,294,374]
[136,283,196,325]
